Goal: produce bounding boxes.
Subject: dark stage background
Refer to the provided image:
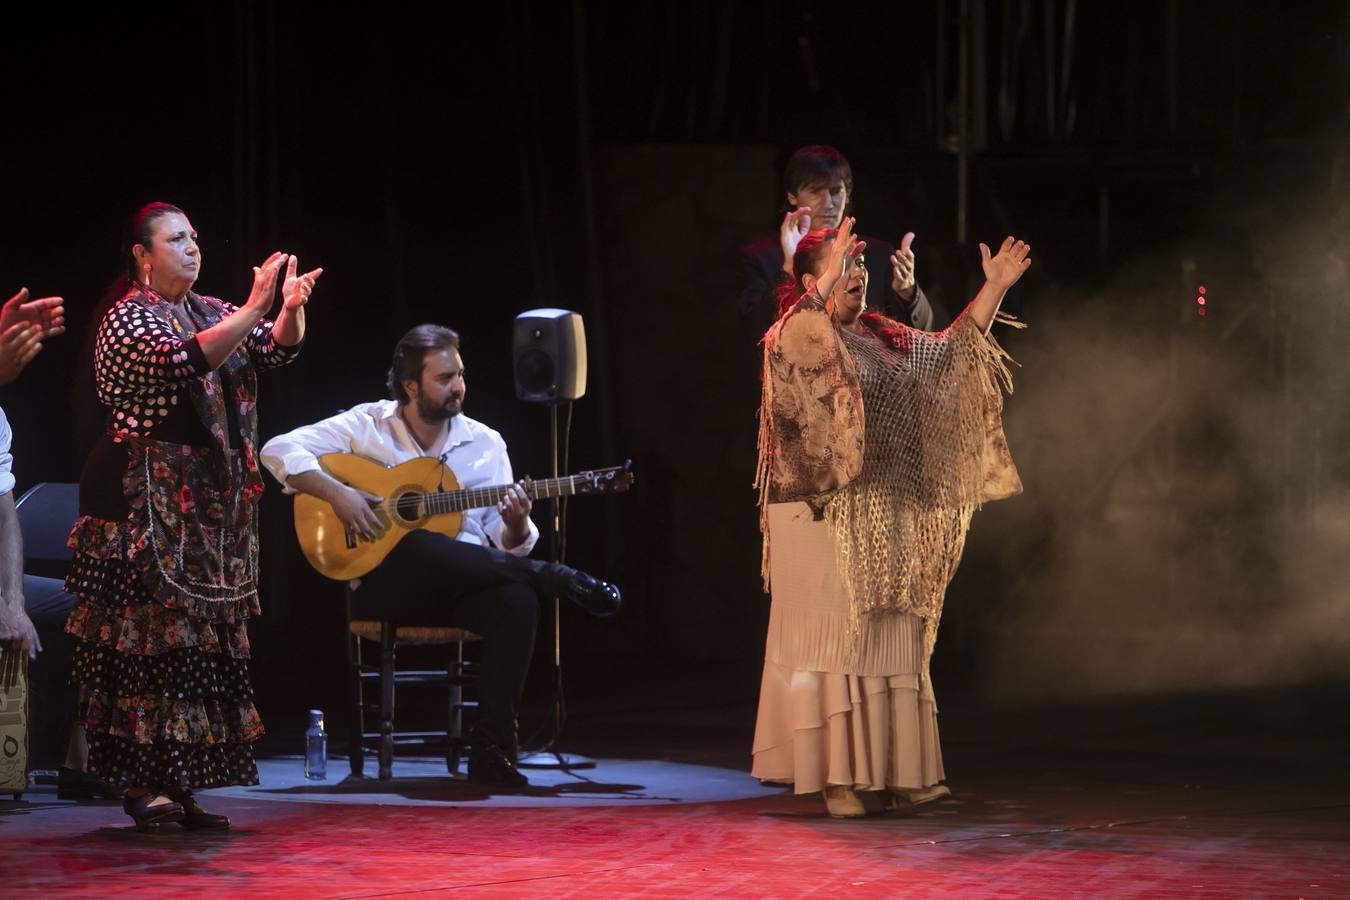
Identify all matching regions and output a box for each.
[3,1,1349,745]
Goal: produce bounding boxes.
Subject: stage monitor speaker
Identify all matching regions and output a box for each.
[512,309,587,404]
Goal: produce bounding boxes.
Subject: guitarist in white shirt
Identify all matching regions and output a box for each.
[260,324,620,788]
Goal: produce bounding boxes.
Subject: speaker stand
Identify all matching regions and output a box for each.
[517,747,596,770]
[520,402,595,771]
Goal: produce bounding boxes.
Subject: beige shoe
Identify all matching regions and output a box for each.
[886,783,951,811]
[823,785,867,818]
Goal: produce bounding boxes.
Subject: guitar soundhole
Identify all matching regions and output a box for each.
[392,491,423,524]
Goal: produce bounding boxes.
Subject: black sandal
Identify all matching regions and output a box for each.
[123,793,185,832]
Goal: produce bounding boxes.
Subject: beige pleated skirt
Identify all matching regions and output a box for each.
[752,502,945,794]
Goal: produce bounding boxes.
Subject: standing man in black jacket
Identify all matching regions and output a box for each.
[739,145,940,340]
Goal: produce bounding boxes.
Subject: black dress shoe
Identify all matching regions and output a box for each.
[467,729,528,788]
[57,767,124,801]
[173,792,231,830]
[556,566,622,618]
[123,793,185,832]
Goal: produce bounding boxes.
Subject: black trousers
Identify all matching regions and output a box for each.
[353,532,558,742]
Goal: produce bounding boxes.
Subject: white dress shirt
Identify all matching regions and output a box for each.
[0,406,15,496]
[260,400,539,556]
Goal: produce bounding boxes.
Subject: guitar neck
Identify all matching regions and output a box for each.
[423,476,589,515]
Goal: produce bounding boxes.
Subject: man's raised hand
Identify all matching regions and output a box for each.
[1,287,64,341]
[0,322,43,386]
[0,286,66,384]
[779,206,813,274]
[890,232,917,298]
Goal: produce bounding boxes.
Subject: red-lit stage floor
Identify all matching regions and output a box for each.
[5,690,1350,897]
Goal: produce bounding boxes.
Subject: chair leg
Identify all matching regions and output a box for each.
[379,624,396,781]
[347,618,365,779]
[447,639,463,774]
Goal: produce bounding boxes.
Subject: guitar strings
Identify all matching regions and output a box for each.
[357,462,629,523]
[369,473,602,521]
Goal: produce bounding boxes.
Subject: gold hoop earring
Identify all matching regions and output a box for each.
[143,266,153,290]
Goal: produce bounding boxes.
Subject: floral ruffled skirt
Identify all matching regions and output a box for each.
[64,437,265,792]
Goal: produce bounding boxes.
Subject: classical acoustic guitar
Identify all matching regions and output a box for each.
[294,453,635,580]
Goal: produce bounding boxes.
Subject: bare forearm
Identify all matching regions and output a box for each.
[0,495,24,605]
[968,280,1010,334]
[198,306,266,369]
[0,492,40,655]
[273,304,305,347]
[286,469,349,504]
[969,238,1031,332]
[288,467,386,539]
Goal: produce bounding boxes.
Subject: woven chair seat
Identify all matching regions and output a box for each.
[349,620,481,645]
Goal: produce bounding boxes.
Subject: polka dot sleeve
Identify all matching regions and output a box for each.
[206,297,304,371]
[94,299,210,408]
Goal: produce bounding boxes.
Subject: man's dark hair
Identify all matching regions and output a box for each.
[782,145,854,201]
[387,324,461,403]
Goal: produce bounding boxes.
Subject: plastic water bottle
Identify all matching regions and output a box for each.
[304,709,328,780]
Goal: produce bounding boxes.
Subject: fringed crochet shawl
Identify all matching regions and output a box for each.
[755,290,1024,669]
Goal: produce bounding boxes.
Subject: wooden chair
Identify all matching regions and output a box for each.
[345,586,481,780]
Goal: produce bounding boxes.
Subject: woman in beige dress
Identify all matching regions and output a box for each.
[752,217,1030,817]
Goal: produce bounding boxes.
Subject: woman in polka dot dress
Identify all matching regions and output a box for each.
[64,202,321,831]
